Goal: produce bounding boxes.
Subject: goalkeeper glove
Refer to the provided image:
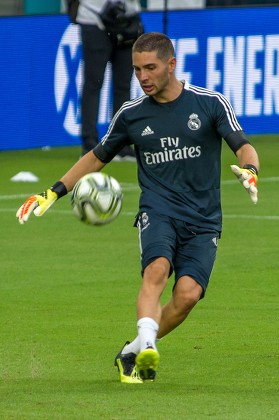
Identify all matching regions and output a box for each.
[230,164,258,204]
[16,181,67,224]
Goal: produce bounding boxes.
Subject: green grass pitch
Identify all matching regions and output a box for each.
[0,135,278,419]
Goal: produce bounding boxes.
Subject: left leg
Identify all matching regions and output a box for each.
[115,275,202,384]
[111,45,133,114]
[79,25,112,154]
[110,45,136,160]
[158,275,203,339]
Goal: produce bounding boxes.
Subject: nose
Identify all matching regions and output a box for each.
[138,70,148,83]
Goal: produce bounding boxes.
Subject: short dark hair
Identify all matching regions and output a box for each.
[132,32,175,62]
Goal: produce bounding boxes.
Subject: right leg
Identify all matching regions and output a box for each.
[116,257,170,383]
[135,256,170,380]
[116,211,175,382]
[80,25,112,154]
[137,257,170,328]
[135,212,175,353]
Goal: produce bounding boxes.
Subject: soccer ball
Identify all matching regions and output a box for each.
[71,172,123,225]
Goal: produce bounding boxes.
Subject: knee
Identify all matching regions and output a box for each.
[145,257,170,278]
[174,278,203,311]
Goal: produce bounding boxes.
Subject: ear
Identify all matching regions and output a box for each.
[168,57,176,72]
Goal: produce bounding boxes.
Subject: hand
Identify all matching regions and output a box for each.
[230,165,258,204]
[16,189,58,224]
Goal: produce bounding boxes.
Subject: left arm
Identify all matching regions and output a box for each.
[216,92,260,203]
[235,143,260,173]
[231,143,260,204]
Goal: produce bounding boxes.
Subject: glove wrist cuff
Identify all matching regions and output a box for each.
[51,181,67,199]
[243,164,258,176]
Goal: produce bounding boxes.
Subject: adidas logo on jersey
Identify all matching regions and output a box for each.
[141,126,154,136]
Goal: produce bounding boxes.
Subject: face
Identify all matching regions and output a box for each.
[132,51,175,100]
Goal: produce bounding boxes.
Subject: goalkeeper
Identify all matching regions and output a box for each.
[16,32,259,384]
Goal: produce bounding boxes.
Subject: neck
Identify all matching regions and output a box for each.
[153,79,183,103]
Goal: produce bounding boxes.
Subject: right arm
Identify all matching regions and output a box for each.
[16,105,129,224]
[16,151,106,224]
[60,151,106,193]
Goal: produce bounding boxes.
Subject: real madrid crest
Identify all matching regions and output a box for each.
[141,212,149,226]
[188,113,201,131]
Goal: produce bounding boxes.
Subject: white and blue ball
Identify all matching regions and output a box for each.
[71,172,123,225]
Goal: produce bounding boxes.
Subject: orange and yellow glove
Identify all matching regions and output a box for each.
[16,181,67,224]
[230,164,258,204]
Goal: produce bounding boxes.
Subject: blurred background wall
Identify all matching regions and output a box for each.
[0,0,278,150]
[1,0,279,16]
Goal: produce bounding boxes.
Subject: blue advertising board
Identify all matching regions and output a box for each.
[0,7,278,151]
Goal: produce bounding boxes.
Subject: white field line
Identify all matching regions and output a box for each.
[223,215,279,220]
[0,183,139,201]
[3,207,279,220]
[1,176,278,202]
[221,176,279,185]
[2,177,279,220]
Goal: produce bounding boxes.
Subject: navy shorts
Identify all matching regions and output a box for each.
[135,210,219,296]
